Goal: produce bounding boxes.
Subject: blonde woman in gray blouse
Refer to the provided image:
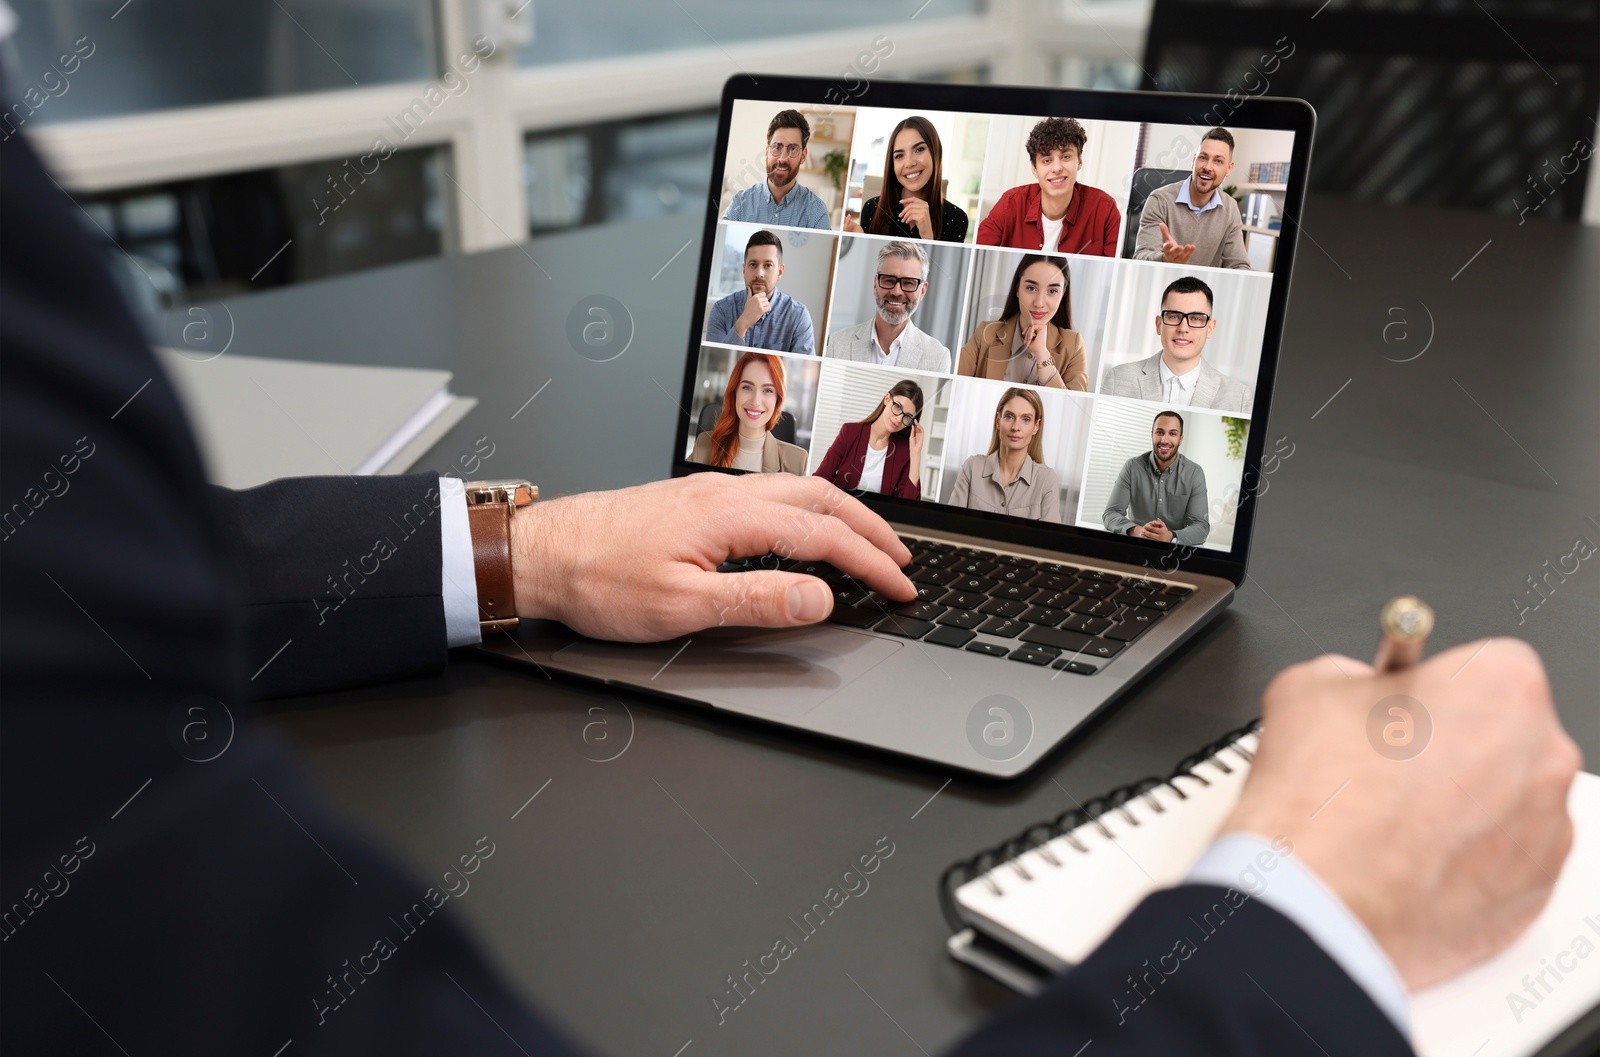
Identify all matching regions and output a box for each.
[948,387,1063,522]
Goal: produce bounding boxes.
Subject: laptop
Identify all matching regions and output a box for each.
[480,74,1314,778]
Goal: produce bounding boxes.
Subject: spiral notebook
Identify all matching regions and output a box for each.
[941,723,1600,1057]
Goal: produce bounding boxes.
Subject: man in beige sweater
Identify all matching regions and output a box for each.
[1134,127,1251,270]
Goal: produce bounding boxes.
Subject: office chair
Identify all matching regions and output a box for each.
[1122,166,1193,255]
[696,403,797,445]
[1141,0,1600,219]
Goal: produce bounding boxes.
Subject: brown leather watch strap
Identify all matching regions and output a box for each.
[467,500,516,626]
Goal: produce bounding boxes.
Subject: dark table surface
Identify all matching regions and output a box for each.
[177,195,1600,1057]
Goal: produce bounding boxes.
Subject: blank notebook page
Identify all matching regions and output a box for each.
[1410,771,1600,1057]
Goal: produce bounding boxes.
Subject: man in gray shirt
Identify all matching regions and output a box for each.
[1102,410,1210,545]
[1133,127,1251,270]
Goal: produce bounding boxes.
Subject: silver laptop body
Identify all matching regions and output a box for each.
[481,76,1314,778]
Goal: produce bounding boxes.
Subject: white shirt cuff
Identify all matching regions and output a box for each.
[1186,834,1411,1036]
[438,476,481,648]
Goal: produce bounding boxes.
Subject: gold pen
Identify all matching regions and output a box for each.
[1374,596,1434,673]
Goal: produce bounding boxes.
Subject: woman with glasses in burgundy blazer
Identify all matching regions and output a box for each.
[811,379,926,500]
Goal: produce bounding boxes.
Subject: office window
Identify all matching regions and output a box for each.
[514,0,985,67]
[524,110,718,235]
[5,0,438,123]
[76,146,447,324]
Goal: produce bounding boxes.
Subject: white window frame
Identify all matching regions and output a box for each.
[30,0,1153,254]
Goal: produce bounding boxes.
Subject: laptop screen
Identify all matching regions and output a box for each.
[676,76,1313,582]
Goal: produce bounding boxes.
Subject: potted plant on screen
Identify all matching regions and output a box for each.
[822,150,848,192]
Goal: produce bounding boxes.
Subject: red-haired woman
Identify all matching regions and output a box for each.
[844,116,969,243]
[811,379,926,499]
[690,351,808,473]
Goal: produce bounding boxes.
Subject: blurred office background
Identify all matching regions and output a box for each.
[7,0,1598,313]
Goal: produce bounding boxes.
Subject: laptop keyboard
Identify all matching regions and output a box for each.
[716,536,1193,675]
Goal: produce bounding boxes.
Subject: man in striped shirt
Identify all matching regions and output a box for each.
[724,109,833,230]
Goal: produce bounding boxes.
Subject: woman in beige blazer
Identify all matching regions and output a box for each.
[956,254,1087,391]
[689,351,808,475]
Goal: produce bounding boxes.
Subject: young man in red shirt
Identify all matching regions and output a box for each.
[976,117,1122,256]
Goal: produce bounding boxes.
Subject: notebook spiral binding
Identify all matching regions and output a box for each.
[937,718,1262,932]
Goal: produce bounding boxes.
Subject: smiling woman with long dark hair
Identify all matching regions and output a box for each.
[844,116,968,243]
[811,379,926,499]
[957,254,1086,390]
[690,351,807,474]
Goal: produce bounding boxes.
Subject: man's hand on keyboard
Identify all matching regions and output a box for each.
[508,473,916,642]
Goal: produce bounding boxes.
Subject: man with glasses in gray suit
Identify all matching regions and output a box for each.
[825,240,953,373]
[1101,275,1253,413]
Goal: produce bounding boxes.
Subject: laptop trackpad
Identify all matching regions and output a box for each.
[551,626,901,718]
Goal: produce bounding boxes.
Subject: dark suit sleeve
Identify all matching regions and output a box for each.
[3,129,584,1057]
[947,884,1413,1057]
[209,474,448,700]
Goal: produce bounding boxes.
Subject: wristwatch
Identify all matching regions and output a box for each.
[463,479,538,632]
